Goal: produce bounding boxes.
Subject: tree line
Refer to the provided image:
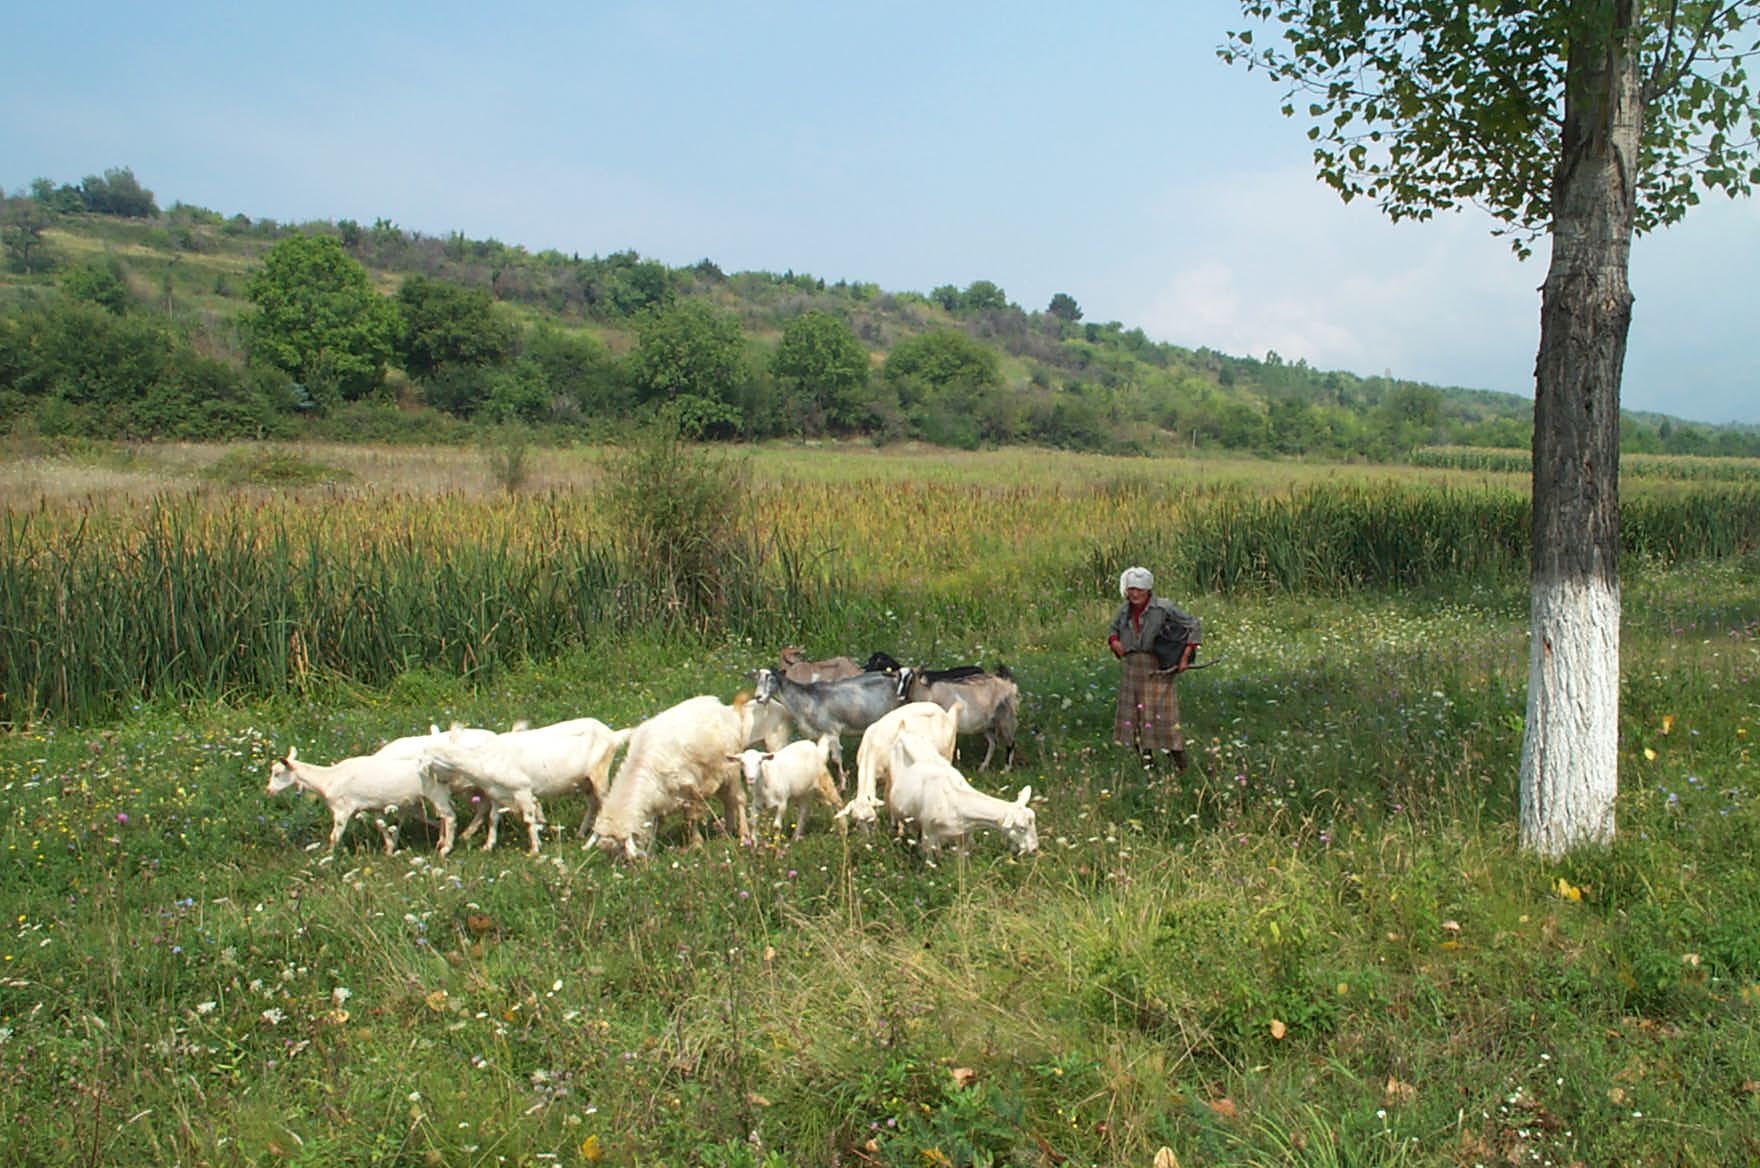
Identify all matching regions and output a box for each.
[3,171,1758,458]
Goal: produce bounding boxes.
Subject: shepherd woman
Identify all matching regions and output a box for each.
[1107,565,1200,773]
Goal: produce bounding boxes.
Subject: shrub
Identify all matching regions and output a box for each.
[600,407,757,629]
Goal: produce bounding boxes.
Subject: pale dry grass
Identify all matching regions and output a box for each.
[1,437,1505,513]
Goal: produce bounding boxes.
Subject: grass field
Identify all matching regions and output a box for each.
[1,440,1757,1167]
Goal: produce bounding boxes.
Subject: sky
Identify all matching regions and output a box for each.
[4,1,1756,425]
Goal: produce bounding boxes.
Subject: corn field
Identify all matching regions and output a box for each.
[3,459,1758,726]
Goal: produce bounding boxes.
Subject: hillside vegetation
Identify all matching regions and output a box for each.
[6,166,1759,458]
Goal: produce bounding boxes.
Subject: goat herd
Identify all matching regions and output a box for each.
[265,648,1034,863]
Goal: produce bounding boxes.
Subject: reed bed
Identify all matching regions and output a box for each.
[1414,444,1760,481]
[3,455,1759,726]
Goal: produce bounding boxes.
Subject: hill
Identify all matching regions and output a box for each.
[4,170,1759,458]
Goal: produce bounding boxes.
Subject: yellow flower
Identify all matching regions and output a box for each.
[1643,747,1657,761]
[1662,714,1676,735]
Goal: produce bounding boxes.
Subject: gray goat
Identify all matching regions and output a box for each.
[897,664,1020,770]
[752,667,904,789]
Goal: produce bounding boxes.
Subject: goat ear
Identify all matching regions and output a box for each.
[287,745,298,761]
[1016,786,1032,805]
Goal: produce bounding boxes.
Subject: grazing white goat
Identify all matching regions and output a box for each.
[417,717,633,855]
[886,731,1038,858]
[778,645,863,684]
[839,700,961,827]
[266,744,457,856]
[899,665,1020,770]
[588,693,791,860]
[729,733,842,839]
[372,721,504,760]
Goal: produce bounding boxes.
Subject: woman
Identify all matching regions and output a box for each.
[1107,566,1200,773]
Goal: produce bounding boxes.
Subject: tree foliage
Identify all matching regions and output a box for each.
[1223,2,1760,254]
[1047,292,1084,322]
[627,299,746,435]
[245,234,401,408]
[883,329,1002,403]
[772,310,871,434]
[1,197,56,273]
[77,166,159,219]
[395,274,517,383]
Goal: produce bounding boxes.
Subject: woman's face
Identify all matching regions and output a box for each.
[1124,586,1150,604]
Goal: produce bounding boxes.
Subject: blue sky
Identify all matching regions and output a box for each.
[5,0,1756,424]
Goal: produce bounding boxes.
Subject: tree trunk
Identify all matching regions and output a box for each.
[1519,4,1642,858]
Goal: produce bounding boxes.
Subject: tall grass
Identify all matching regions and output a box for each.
[4,470,1759,725]
[1413,444,1760,482]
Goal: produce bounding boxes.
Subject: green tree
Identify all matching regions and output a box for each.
[582,250,676,319]
[482,358,552,424]
[627,299,746,436]
[1047,292,1084,323]
[523,322,625,421]
[772,310,871,434]
[883,329,1005,446]
[245,234,401,408]
[963,280,1008,311]
[394,275,516,382]
[28,177,84,215]
[1225,2,1760,856]
[929,284,964,312]
[63,260,131,314]
[1,196,56,273]
[883,329,1002,406]
[78,166,158,218]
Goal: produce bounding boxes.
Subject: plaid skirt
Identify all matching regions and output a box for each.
[1113,651,1185,752]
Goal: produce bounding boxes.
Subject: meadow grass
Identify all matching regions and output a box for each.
[1,444,1757,1166]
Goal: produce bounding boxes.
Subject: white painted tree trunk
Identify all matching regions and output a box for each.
[1518,2,1641,858]
[1519,577,1620,856]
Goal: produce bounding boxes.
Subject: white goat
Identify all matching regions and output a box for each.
[886,731,1038,858]
[840,700,961,827]
[372,721,503,760]
[266,744,457,856]
[418,717,633,855]
[730,734,842,840]
[588,693,790,860]
[899,666,1020,770]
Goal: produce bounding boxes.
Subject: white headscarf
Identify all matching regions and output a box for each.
[1119,566,1153,598]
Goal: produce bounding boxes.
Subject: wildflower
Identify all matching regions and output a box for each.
[260,1008,286,1026]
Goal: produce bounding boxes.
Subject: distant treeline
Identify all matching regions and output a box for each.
[5,166,1759,459]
